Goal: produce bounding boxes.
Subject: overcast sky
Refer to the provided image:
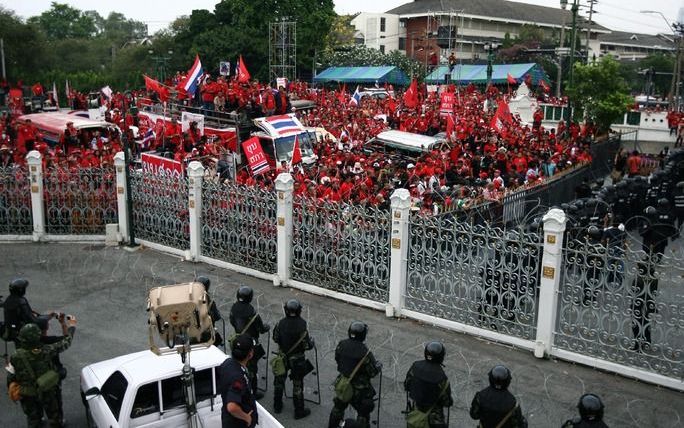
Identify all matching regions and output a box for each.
[3,0,682,35]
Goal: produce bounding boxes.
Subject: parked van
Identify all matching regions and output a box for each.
[80,345,283,428]
[363,130,446,161]
[252,114,318,166]
[17,112,121,147]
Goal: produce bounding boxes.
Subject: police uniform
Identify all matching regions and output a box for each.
[229,300,268,395]
[329,337,380,428]
[3,281,39,341]
[272,306,313,418]
[470,385,526,428]
[218,357,257,428]
[9,323,75,428]
[561,418,609,427]
[404,360,453,428]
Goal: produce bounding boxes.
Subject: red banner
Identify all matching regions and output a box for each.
[141,153,183,177]
[439,92,455,117]
[241,136,271,175]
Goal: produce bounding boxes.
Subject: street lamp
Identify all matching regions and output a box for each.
[560,0,579,129]
[148,49,174,83]
[484,41,499,86]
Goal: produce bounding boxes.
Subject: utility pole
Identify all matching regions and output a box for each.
[0,38,6,80]
[584,0,597,64]
[556,14,567,97]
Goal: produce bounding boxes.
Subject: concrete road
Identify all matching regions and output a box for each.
[1,243,682,427]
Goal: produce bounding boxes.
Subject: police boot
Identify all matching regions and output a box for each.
[293,397,311,419]
[252,377,264,400]
[273,389,283,414]
[328,412,343,428]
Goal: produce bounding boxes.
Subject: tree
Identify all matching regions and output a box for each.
[0,7,46,81]
[567,57,633,131]
[27,2,97,39]
[323,14,357,51]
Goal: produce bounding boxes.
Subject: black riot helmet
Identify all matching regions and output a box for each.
[196,276,211,292]
[236,286,253,303]
[424,341,445,364]
[9,278,29,296]
[677,181,684,190]
[657,198,670,209]
[284,299,302,317]
[348,321,368,342]
[488,365,512,390]
[578,393,604,421]
[587,225,602,241]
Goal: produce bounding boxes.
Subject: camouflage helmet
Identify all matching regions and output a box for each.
[18,323,42,347]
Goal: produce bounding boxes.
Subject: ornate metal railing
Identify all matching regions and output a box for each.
[43,167,117,235]
[291,197,391,302]
[130,169,189,250]
[201,180,277,273]
[406,215,542,340]
[556,237,684,379]
[0,166,32,234]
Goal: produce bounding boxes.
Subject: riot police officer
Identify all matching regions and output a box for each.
[218,334,258,428]
[404,341,453,428]
[229,285,270,399]
[470,365,527,428]
[673,181,684,228]
[3,278,40,342]
[641,199,678,261]
[562,393,608,427]
[328,321,381,428]
[196,276,224,347]
[272,299,314,419]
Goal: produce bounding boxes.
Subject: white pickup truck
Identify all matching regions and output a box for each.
[80,345,283,428]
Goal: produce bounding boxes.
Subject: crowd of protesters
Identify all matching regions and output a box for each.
[1,73,604,214]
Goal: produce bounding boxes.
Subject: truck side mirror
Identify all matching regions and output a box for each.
[84,387,101,398]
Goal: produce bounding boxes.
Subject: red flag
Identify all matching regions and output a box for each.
[337,84,347,104]
[403,78,418,109]
[237,55,251,84]
[506,73,517,85]
[144,75,169,102]
[291,135,302,165]
[446,114,456,140]
[540,79,551,93]
[490,100,513,132]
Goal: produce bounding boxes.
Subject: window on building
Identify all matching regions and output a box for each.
[399,37,406,50]
[380,35,386,39]
[380,17,386,32]
[380,45,385,53]
[399,19,406,28]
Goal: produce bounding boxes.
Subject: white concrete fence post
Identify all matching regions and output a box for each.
[26,150,45,242]
[187,161,205,262]
[534,208,567,358]
[274,173,294,286]
[113,152,129,243]
[387,188,411,317]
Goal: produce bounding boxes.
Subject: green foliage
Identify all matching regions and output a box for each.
[621,53,675,97]
[0,7,46,81]
[27,2,97,39]
[566,56,633,131]
[324,14,357,51]
[320,45,423,80]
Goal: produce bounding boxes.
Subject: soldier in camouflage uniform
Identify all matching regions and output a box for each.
[404,342,453,428]
[328,321,381,428]
[8,316,76,428]
[272,299,314,419]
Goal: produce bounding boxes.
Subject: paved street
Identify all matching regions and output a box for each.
[1,243,683,427]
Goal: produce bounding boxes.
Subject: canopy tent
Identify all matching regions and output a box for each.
[425,63,549,85]
[313,66,410,85]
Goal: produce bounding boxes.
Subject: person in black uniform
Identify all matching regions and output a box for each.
[470,365,527,428]
[562,393,608,428]
[2,278,40,342]
[404,341,453,428]
[229,285,270,399]
[641,199,678,262]
[272,299,314,419]
[328,321,381,428]
[218,334,258,428]
[196,276,224,347]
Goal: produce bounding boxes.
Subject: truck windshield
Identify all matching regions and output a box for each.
[274,132,315,162]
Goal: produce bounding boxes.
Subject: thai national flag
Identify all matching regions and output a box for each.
[350,86,362,106]
[181,55,203,96]
[265,115,302,136]
[141,128,155,150]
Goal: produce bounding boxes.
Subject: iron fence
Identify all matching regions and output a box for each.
[291,197,391,302]
[130,169,189,250]
[43,167,117,235]
[0,166,32,234]
[556,237,684,379]
[406,215,542,340]
[201,180,277,273]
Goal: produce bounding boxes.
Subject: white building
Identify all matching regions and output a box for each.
[351,13,401,53]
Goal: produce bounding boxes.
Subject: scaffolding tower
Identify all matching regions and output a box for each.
[269,19,297,83]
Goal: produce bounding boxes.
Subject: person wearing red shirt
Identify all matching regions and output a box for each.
[626,151,641,177]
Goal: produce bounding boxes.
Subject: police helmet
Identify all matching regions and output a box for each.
[9,278,29,295]
[575,199,585,210]
[644,206,657,216]
[657,198,670,208]
[18,323,41,347]
[284,299,302,317]
[586,198,598,208]
[587,225,602,241]
[236,286,253,303]
[677,181,684,190]
[196,276,211,292]
[488,365,512,390]
[348,321,368,342]
[578,393,604,421]
[424,341,445,364]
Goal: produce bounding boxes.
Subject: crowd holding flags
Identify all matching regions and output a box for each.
[236,55,251,83]
[350,86,362,106]
[179,54,203,97]
[403,78,418,108]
